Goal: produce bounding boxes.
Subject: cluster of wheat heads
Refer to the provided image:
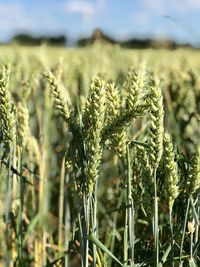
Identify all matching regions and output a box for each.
[0,46,200,267]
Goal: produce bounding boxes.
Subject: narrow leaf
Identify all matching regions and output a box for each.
[88,234,124,267]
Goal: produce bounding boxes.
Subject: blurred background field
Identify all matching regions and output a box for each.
[0,1,200,266]
[0,44,199,266]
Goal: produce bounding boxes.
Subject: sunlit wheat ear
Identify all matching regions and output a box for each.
[163,133,179,210]
[83,76,106,134]
[106,82,120,120]
[106,82,126,157]
[83,76,106,195]
[45,72,71,122]
[51,58,63,81]
[102,89,148,143]
[17,102,30,147]
[126,68,146,111]
[147,78,164,170]
[0,65,16,146]
[16,101,40,164]
[187,147,200,196]
[108,68,147,157]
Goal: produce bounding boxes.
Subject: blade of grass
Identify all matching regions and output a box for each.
[88,234,124,267]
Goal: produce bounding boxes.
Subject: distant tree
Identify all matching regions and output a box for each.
[77,28,117,47]
[12,34,39,45]
[77,38,90,47]
[150,39,177,49]
[76,28,193,49]
[46,36,66,45]
[11,34,67,46]
[120,38,152,49]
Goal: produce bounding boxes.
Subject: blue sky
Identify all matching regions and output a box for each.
[0,0,200,45]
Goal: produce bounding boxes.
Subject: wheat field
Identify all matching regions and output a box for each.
[0,44,200,267]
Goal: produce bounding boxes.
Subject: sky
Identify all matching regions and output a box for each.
[0,0,200,45]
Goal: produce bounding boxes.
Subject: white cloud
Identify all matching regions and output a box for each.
[64,0,107,20]
[65,1,95,18]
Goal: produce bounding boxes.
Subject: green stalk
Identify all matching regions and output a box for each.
[169,209,174,267]
[190,231,193,259]
[83,191,90,267]
[78,211,84,267]
[124,195,128,265]
[124,152,128,265]
[153,168,159,267]
[179,198,190,266]
[58,157,65,250]
[126,144,134,266]
[5,146,14,267]
[194,195,199,260]
[91,183,98,267]
[64,172,71,267]
[18,148,24,266]
[108,177,124,267]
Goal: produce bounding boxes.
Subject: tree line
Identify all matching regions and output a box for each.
[7,29,192,49]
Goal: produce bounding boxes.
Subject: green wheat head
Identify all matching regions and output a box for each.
[163,132,179,210]
[106,82,127,157]
[45,72,71,122]
[0,65,16,146]
[187,147,200,196]
[83,76,106,195]
[147,78,164,170]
